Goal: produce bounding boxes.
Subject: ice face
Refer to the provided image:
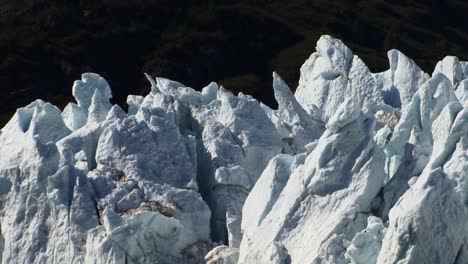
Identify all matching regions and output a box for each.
[373,49,429,108]
[72,73,112,110]
[385,73,457,179]
[346,216,387,264]
[377,169,466,264]
[456,80,468,105]
[95,116,197,189]
[191,83,283,247]
[272,72,324,152]
[62,102,87,131]
[1,35,468,264]
[433,56,464,88]
[238,99,387,263]
[295,35,384,122]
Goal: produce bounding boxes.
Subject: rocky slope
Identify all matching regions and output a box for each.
[0,35,467,263]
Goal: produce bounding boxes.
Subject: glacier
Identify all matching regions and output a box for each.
[0,35,467,264]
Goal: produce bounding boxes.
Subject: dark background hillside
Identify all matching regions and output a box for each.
[1,0,468,126]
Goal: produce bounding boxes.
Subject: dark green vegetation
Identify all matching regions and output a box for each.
[1,0,467,126]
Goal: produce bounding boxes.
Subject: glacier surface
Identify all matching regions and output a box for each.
[0,35,467,264]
